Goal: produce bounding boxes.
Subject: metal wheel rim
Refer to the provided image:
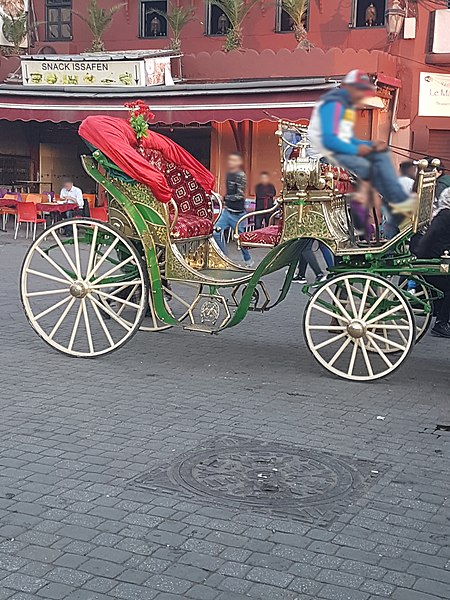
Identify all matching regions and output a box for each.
[303,273,416,381]
[21,218,148,357]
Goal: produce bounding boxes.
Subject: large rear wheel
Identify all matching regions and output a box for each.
[303,273,416,381]
[21,219,148,357]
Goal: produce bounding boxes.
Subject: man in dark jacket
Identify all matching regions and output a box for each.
[213,152,253,266]
[416,196,450,338]
[254,172,276,229]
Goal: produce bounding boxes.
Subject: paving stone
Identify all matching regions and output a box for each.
[2,573,47,593]
[110,582,157,599]
[147,574,193,594]
[37,583,76,599]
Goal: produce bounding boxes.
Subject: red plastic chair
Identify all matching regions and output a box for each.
[90,206,108,222]
[14,202,46,241]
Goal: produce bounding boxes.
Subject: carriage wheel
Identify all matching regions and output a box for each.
[139,245,202,332]
[303,273,415,381]
[21,219,148,357]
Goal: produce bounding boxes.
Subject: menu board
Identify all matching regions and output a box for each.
[21,59,146,87]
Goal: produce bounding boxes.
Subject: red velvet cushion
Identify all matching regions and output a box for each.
[240,225,281,246]
[171,214,213,239]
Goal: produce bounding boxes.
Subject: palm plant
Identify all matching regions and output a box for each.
[209,0,259,52]
[73,0,125,52]
[281,0,311,49]
[1,10,28,55]
[154,3,195,52]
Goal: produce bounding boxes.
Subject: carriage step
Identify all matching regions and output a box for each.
[183,323,218,334]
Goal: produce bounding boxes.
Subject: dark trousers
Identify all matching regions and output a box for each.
[254,200,274,229]
[297,239,323,278]
[426,276,450,324]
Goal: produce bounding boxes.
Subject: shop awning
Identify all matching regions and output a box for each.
[0,78,337,124]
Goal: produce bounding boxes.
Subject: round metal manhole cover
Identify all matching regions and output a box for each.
[172,444,360,509]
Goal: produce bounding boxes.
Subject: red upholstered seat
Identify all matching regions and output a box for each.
[171,214,213,238]
[144,149,213,238]
[240,224,282,247]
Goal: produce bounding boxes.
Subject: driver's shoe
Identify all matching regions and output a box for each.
[389,193,418,216]
[431,321,450,338]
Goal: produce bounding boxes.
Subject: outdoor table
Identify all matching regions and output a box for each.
[0,199,78,213]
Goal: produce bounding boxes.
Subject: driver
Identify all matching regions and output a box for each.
[308,70,417,238]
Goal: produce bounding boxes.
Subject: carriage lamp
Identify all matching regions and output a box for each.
[385,0,406,42]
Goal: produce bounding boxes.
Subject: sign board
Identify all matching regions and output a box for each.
[21,59,146,87]
[418,72,450,118]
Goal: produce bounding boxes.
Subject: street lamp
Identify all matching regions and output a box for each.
[385,0,406,42]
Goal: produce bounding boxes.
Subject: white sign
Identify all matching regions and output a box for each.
[21,59,146,87]
[418,72,450,118]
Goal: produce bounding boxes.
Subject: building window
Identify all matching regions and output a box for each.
[352,0,386,28]
[46,0,72,41]
[140,0,168,38]
[275,0,309,34]
[205,3,229,36]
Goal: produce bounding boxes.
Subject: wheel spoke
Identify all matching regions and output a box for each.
[35,246,73,283]
[72,223,82,279]
[365,334,393,368]
[94,289,140,310]
[311,303,350,323]
[366,323,411,330]
[325,287,353,321]
[26,288,69,298]
[34,295,72,321]
[347,339,359,376]
[81,299,94,354]
[116,285,140,317]
[329,336,353,367]
[358,279,370,319]
[85,237,120,281]
[90,280,143,290]
[68,301,83,351]
[90,255,135,286]
[362,287,390,321]
[366,304,406,325]
[359,339,374,377]
[50,230,78,275]
[85,224,99,280]
[49,297,77,340]
[313,332,347,351]
[26,268,70,286]
[89,295,131,331]
[89,297,115,348]
[366,331,407,352]
[308,325,346,331]
[344,279,358,318]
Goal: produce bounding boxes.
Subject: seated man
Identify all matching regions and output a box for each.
[308,70,416,238]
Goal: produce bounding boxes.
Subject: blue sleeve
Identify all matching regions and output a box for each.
[319,101,363,156]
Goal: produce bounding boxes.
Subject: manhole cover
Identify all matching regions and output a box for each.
[134,437,377,525]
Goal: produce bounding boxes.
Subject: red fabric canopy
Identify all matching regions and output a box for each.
[79,115,215,204]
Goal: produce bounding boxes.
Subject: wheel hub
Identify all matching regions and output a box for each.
[347,320,366,339]
[69,281,88,299]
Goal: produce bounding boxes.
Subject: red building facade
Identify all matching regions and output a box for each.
[0,0,449,193]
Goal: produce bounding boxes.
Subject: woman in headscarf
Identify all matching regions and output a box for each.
[416,188,450,338]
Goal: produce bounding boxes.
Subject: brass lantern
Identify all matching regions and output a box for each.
[385,0,406,42]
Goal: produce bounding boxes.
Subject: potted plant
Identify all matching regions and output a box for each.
[154,3,195,52]
[281,0,311,49]
[1,10,28,55]
[208,0,259,52]
[73,0,125,52]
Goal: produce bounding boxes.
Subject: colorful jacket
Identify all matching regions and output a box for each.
[308,88,373,157]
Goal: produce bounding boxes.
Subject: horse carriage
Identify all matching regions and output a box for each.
[20,113,446,381]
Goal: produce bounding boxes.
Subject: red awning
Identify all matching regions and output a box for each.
[0,81,333,124]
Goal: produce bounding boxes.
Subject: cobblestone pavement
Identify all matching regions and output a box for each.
[0,234,449,600]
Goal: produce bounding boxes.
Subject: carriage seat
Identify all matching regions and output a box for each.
[239,223,283,248]
[144,149,214,239]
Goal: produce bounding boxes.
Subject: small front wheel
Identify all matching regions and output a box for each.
[303,273,416,381]
[21,219,148,357]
